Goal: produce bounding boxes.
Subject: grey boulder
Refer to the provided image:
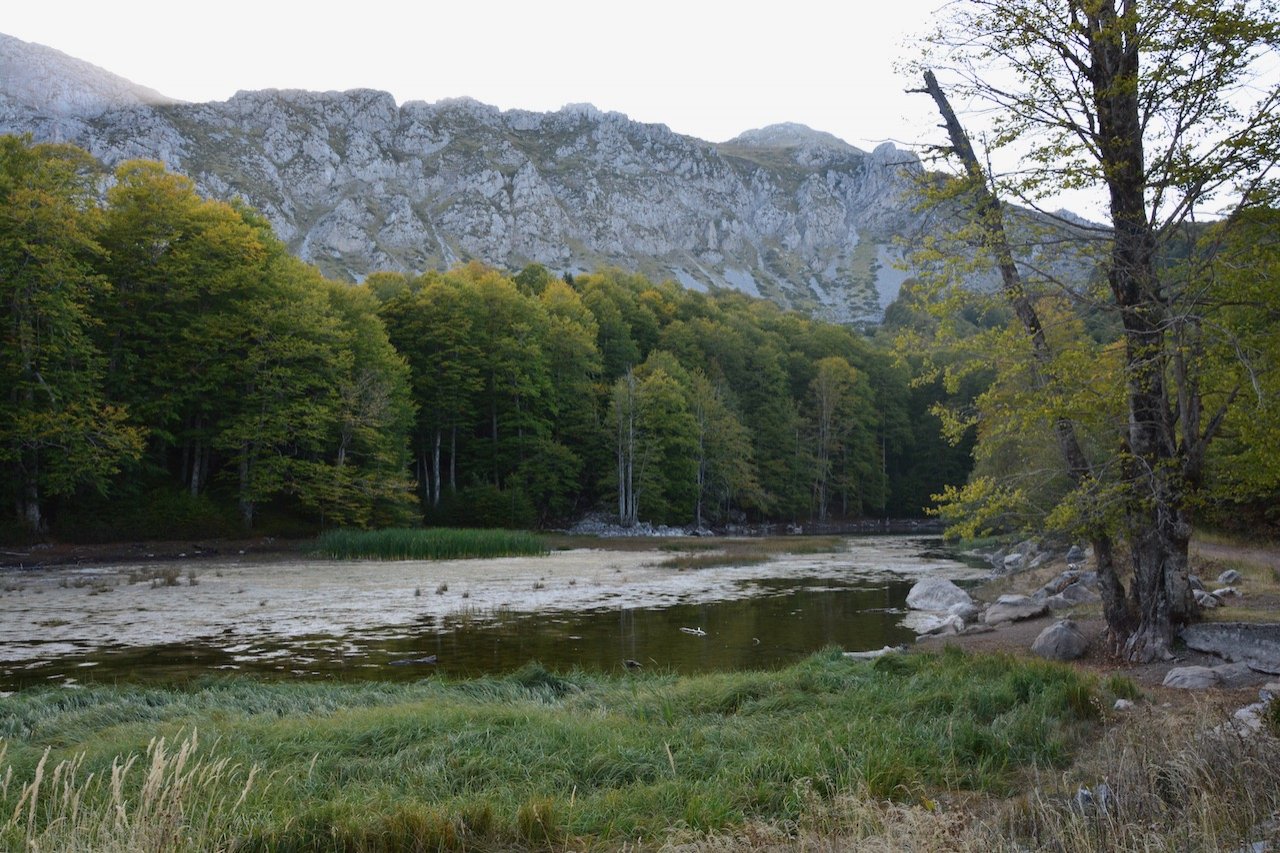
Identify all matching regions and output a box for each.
[1046,582,1102,611]
[984,594,1049,625]
[1032,620,1089,661]
[1162,666,1222,689]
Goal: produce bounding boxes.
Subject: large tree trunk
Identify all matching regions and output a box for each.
[1086,1,1195,660]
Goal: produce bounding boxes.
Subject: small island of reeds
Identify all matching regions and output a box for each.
[312,527,548,561]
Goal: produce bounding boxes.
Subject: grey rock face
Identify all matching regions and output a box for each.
[984,594,1049,625]
[1032,620,1089,661]
[1181,622,1280,675]
[905,578,974,612]
[1217,569,1244,585]
[0,33,175,117]
[0,38,931,322]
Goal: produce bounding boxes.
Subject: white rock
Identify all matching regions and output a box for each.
[1113,698,1135,711]
[905,578,973,612]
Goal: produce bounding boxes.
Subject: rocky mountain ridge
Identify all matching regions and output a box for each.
[1,33,932,322]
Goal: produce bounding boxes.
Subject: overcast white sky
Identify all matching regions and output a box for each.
[6,0,945,150]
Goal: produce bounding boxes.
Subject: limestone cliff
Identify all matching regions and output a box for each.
[1,33,935,322]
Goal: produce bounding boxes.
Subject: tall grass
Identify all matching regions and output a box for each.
[312,527,547,560]
[0,730,256,852]
[0,649,1107,850]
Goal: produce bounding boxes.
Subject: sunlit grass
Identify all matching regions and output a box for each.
[312,527,547,560]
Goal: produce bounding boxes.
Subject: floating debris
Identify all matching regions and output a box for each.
[388,655,438,666]
[680,627,706,637]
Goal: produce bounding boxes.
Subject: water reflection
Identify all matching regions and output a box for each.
[3,577,917,690]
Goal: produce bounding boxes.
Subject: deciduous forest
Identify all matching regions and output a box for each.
[0,135,973,541]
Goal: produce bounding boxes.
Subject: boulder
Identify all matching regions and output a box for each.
[1181,622,1280,675]
[918,614,964,637]
[1188,575,1205,592]
[984,594,1049,625]
[1032,620,1089,661]
[1211,586,1241,599]
[1065,544,1086,564]
[906,578,973,612]
[1213,662,1260,689]
[1217,568,1244,585]
[1194,589,1220,608]
[1163,666,1223,689]
[1046,582,1102,611]
[1001,552,1027,573]
[901,611,957,635]
[947,601,981,622]
[1113,698,1135,711]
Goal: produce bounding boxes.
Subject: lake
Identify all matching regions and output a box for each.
[0,536,986,692]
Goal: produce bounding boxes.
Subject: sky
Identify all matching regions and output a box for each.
[5,0,946,151]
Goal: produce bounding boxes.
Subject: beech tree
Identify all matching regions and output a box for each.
[911,0,1280,660]
[0,138,143,533]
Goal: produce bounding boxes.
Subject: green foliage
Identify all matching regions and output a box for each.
[0,137,973,537]
[311,527,547,560]
[0,137,145,533]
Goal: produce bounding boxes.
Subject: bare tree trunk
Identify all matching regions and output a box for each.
[189,438,203,497]
[449,426,457,493]
[21,465,42,534]
[432,429,442,507]
[238,443,254,530]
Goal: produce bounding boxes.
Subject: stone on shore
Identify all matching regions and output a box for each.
[1163,666,1222,689]
[984,594,1048,625]
[1032,620,1089,661]
[905,578,973,612]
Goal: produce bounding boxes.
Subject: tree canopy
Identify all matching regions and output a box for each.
[906,0,1280,660]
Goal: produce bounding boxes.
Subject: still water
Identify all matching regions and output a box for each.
[0,537,983,691]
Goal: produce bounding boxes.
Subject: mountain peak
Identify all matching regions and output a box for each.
[724,123,863,154]
[0,32,176,117]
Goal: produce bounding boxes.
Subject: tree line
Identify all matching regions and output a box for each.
[0,135,970,540]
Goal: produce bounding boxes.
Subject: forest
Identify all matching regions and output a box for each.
[0,135,973,541]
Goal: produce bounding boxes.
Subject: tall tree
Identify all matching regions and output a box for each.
[379,276,482,508]
[911,0,1280,660]
[0,137,143,533]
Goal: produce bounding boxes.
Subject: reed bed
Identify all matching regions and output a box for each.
[311,527,547,561]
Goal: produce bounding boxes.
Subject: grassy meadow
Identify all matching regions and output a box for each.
[0,648,1106,851]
